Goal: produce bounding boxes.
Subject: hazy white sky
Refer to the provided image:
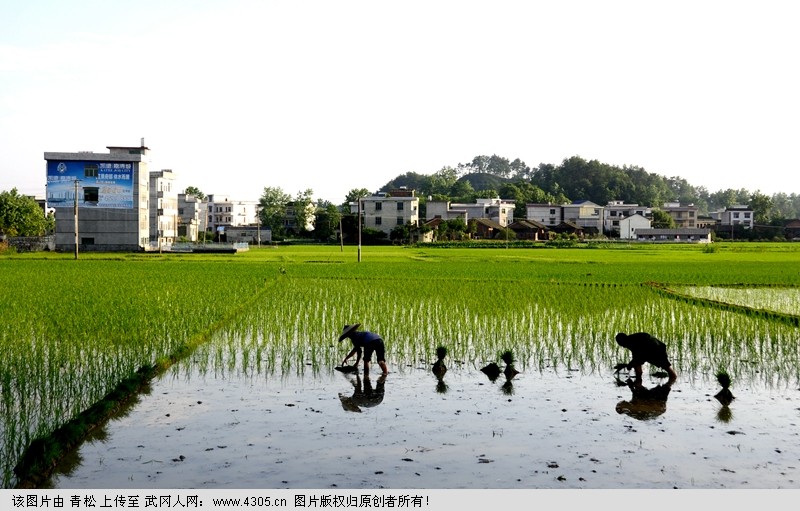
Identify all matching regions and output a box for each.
[2,0,798,204]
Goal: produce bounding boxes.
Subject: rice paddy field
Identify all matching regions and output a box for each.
[2,242,800,489]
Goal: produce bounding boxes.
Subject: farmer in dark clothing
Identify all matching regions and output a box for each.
[614,332,677,380]
[339,324,389,375]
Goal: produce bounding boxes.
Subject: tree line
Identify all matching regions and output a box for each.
[381,154,800,226]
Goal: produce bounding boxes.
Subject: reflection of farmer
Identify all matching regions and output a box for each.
[615,376,674,421]
[339,324,389,375]
[614,332,677,380]
[338,373,386,413]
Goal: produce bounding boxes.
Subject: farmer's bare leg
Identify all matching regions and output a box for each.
[378,361,388,375]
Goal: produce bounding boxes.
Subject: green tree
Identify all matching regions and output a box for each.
[258,186,291,235]
[424,166,459,196]
[184,186,206,201]
[291,188,315,235]
[313,202,342,242]
[650,208,676,228]
[344,188,371,206]
[0,188,54,236]
[749,191,774,225]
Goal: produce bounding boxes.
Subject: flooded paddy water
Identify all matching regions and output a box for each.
[6,248,800,491]
[45,354,800,489]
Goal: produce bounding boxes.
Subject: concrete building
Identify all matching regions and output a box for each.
[618,214,652,240]
[44,141,150,251]
[661,202,698,228]
[284,201,316,234]
[716,205,754,229]
[178,192,204,241]
[149,169,179,248]
[635,228,712,243]
[205,194,259,238]
[454,198,514,227]
[604,200,651,234]
[526,203,562,227]
[425,200,468,223]
[562,200,604,234]
[351,188,420,236]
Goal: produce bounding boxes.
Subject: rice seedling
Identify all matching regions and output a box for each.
[3,243,800,487]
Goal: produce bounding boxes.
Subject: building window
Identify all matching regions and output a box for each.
[375,217,382,225]
[744,212,751,218]
[397,202,404,211]
[549,209,556,215]
[83,187,99,202]
[375,202,382,211]
[396,217,403,225]
[84,164,98,178]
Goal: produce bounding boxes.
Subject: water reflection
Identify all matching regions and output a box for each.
[338,373,386,413]
[615,376,674,421]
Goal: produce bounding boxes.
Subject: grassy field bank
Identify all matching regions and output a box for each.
[2,242,799,487]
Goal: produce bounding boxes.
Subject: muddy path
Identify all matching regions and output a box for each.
[41,358,800,489]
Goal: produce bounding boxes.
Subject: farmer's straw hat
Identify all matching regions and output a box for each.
[338,324,361,342]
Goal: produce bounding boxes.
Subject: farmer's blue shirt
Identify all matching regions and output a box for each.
[350,331,382,347]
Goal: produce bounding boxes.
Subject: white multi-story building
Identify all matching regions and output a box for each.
[149,169,179,247]
[526,203,562,227]
[351,188,419,235]
[618,214,652,240]
[714,205,754,229]
[561,200,604,233]
[662,202,698,228]
[428,197,514,226]
[604,200,651,234]
[205,194,259,236]
[178,192,203,241]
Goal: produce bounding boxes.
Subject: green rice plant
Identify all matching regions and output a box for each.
[3,244,800,487]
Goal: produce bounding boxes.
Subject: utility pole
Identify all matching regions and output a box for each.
[73,179,80,260]
[357,198,362,262]
[339,214,344,252]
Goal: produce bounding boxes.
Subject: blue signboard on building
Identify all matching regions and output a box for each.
[46,160,134,209]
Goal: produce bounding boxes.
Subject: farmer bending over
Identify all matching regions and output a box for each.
[614,332,677,381]
[339,324,389,375]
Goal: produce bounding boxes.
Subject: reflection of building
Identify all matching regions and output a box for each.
[149,170,178,247]
[44,142,150,251]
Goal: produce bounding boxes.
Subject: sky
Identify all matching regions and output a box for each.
[1,0,798,204]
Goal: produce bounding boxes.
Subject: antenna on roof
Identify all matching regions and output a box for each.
[141,137,145,147]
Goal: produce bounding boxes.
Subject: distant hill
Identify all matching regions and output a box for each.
[376,154,800,220]
[457,173,510,191]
